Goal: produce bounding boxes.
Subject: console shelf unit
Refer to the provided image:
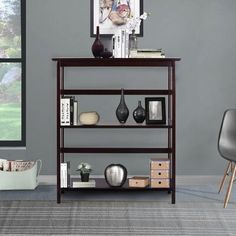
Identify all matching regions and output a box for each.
[53,57,180,204]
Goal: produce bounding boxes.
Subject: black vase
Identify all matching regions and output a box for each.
[80,173,90,182]
[133,100,145,123]
[116,88,129,124]
[91,26,104,58]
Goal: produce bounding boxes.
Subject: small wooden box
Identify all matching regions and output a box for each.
[150,169,169,179]
[150,178,170,188]
[129,176,149,188]
[150,158,170,170]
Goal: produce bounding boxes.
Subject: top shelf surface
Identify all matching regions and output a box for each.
[52,57,181,67]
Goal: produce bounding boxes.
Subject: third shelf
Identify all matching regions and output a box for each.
[61,147,172,153]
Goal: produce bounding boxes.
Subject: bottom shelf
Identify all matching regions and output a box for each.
[61,178,172,191]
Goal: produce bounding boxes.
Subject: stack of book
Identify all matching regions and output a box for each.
[112,29,129,58]
[130,49,165,58]
[71,178,96,188]
[60,96,79,126]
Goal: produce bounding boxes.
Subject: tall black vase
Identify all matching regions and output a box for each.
[133,100,145,123]
[116,88,129,124]
[91,26,104,58]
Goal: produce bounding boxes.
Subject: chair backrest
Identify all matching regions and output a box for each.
[218,109,236,162]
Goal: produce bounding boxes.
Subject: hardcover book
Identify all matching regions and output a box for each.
[73,100,78,125]
[71,179,96,188]
[60,97,71,126]
[60,162,70,188]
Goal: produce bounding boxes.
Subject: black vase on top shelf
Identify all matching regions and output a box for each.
[91,26,104,58]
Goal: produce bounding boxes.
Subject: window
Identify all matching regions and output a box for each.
[0,0,25,146]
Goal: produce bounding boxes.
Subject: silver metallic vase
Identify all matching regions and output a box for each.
[104,164,127,187]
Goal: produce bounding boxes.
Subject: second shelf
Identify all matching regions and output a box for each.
[61,89,173,95]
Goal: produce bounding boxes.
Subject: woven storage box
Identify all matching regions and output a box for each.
[0,160,42,190]
[150,178,170,188]
[129,176,149,188]
[150,158,170,170]
[150,169,169,179]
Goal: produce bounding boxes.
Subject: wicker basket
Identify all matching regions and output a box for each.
[0,160,42,190]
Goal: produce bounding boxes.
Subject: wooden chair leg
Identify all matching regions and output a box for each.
[231,162,234,173]
[218,161,231,193]
[224,163,236,208]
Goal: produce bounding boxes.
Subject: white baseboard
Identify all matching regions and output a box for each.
[39,175,56,185]
[176,175,221,185]
[39,175,222,186]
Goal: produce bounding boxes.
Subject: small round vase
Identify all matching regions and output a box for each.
[133,100,145,123]
[104,164,127,187]
[80,173,90,182]
[91,26,104,58]
[100,48,113,58]
[116,88,129,124]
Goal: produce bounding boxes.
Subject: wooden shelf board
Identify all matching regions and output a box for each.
[62,178,171,191]
[61,89,172,95]
[61,124,172,129]
[52,57,181,67]
[61,147,172,154]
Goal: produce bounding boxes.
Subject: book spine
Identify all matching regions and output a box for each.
[125,31,129,58]
[73,100,78,126]
[133,53,165,58]
[60,98,65,126]
[66,161,70,187]
[115,31,122,58]
[70,97,74,125]
[121,30,125,58]
[72,184,96,188]
[60,163,67,188]
[72,183,96,188]
[64,97,71,126]
[112,35,115,58]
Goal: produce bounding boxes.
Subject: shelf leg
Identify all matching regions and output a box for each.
[57,190,61,203]
[171,189,176,204]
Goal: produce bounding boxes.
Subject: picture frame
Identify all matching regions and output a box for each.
[145,97,166,124]
[90,0,143,37]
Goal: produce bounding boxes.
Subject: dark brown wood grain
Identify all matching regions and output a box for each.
[53,57,180,203]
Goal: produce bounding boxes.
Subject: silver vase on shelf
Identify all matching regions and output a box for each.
[104,164,127,187]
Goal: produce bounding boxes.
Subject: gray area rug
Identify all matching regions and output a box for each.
[0,201,236,235]
[1,184,236,204]
[1,185,236,235]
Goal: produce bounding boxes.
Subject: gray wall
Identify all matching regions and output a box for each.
[1,0,236,175]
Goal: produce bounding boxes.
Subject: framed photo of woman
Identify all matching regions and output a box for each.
[90,0,143,37]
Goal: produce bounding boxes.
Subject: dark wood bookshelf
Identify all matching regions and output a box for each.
[53,57,180,204]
